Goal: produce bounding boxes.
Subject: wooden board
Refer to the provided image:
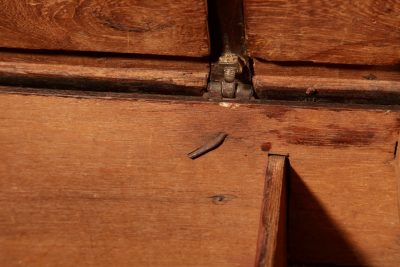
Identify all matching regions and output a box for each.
[256,155,286,267]
[252,59,400,104]
[0,51,209,95]
[244,0,400,65]
[0,0,209,57]
[0,89,399,266]
[396,136,400,219]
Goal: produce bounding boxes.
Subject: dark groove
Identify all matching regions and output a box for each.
[0,75,203,96]
[207,0,247,60]
[256,88,400,106]
[1,85,399,112]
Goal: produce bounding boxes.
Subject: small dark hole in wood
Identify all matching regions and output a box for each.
[216,196,225,202]
[363,73,377,80]
[260,142,272,152]
[209,194,237,205]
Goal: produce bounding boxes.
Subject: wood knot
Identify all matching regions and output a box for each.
[363,73,377,80]
[209,194,237,205]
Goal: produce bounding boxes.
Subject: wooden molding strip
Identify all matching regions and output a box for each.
[256,155,287,267]
[0,51,209,96]
[253,60,400,105]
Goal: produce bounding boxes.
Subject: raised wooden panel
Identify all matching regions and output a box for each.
[244,0,400,65]
[0,89,399,266]
[0,0,209,57]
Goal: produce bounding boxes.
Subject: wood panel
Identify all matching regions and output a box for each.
[244,0,400,65]
[0,0,209,57]
[252,59,400,104]
[0,88,399,266]
[396,136,400,218]
[0,51,209,95]
[256,155,286,267]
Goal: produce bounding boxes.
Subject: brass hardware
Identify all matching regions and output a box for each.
[206,0,254,100]
[208,52,253,100]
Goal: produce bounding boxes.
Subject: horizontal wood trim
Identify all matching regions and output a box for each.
[0,51,209,95]
[0,0,209,57]
[253,60,400,104]
[0,90,399,266]
[244,0,400,65]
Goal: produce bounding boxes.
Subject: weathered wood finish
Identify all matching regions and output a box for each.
[0,51,209,95]
[256,155,286,267]
[0,0,209,57]
[396,137,400,218]
[0,89,399,266]
[244,0,400,65]
[252,59,400,104]
[0,90,265,267]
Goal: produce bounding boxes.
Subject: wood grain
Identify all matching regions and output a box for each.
[0,51,209,95]
[396,136,400,220]
[256,155,286,267]
[252,59,400,104]
[244,0,400,65]
[0,89,399,266]
[0,0,209,57]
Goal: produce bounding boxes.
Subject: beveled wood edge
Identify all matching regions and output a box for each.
[396,136,400,221]
[255,155,287,267]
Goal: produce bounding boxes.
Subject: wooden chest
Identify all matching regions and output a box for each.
[0,1,399,266]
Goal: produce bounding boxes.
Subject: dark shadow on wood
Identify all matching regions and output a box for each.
[0,74,203,96]
[288,167,369,266]
[207,0,246,61]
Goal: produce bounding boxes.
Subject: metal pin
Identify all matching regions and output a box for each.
[187,132,228,159]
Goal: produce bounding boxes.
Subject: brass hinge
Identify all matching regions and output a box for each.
[206,52,254,100]
[205,0,254,100]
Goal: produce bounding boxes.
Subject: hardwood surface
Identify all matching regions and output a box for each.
[252,59,400,104]
[256,155,286,267]
[0,89,399,266]
[396,136,400,218]
[0,51,209,95]
[0,0,209,57]
[244,0,400,65]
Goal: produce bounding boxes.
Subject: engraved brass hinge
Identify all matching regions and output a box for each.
[207,52,254,100]
[205,0,254,100]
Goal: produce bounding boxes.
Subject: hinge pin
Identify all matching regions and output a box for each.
[208,52,253,100]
